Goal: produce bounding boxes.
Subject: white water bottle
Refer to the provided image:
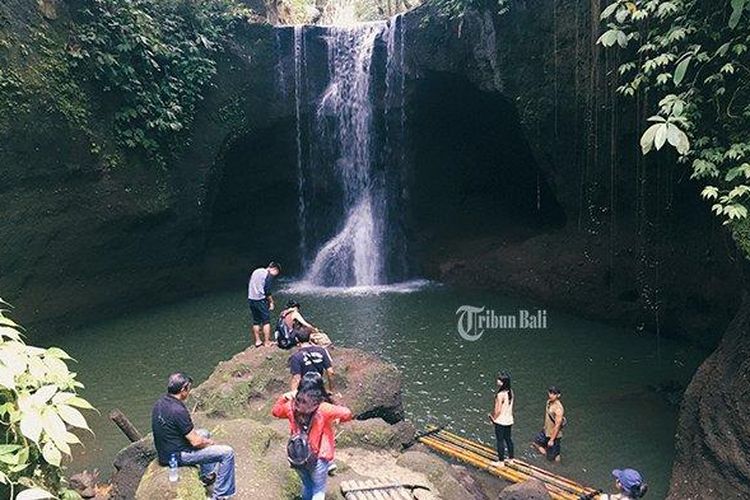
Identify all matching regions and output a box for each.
[168,453,179,482]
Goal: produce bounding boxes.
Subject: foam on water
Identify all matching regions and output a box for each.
[282,278,434,296]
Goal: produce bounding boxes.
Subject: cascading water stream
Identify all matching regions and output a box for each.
[284,18,408,289]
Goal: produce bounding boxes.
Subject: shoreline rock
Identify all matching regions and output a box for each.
[114,345,507,499]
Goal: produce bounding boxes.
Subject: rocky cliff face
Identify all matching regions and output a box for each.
[667,293,750,499]
[3,1,738,345]
[1,2,295,327]
[399,1,740,345]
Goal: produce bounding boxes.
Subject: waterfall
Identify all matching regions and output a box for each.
[293,25,307,267]
[285,18,408,288]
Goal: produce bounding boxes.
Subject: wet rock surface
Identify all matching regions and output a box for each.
[496,478,551,500]
[129,346,505,499]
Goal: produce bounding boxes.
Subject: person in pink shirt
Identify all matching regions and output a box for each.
[272,372,354,499]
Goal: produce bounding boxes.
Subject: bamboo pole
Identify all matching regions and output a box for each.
[418,435,579,500]
[429,427,598,496]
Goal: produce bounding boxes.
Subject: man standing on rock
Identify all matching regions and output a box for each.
[533,385,565,462]
[248,261,281,347]
[151,372,236,499]
[289,326,335,396]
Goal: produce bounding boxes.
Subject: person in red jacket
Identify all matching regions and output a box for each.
[272,372,354,500]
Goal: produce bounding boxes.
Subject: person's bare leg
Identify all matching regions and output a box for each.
[253,325,262,347]
[263,323,272,347]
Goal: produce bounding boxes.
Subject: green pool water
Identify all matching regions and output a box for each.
[42,282,707,498]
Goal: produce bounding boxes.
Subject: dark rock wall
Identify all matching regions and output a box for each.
[668,293,750,499]
[398,2,740,344]
[1,17,288,328]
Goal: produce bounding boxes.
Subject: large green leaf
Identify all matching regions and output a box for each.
[640,123,661,154]
[41,441,62,467]
[19,409,43,443]
[730,0,746,28]
[16,487,56,500]
[57,405,89,431]
[674,55,691,85]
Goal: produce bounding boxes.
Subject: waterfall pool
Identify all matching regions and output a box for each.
[47,284,706,498]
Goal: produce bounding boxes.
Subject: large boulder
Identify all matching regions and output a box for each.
[134,418,300,500]
[335,419,415,450]
[108,436,156,500]
[135,461,204,500]
[122,347,504,500]
[497,478,551,500]
[667,294,750,499]
[190,346,404,423]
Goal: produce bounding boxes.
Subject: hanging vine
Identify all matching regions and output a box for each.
[598,0,750,255]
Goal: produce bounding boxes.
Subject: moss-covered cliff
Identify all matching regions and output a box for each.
[1,0,297,327]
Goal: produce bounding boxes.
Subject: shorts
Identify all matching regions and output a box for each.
[248,299,270,326]
[534,431,561,461]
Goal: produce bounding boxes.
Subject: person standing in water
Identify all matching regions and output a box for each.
[533,385,565,462]
[248,262,281,347]
[489,371,514,466]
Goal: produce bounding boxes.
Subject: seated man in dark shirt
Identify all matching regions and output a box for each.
[151,373,236,499]
[289,326,335,395]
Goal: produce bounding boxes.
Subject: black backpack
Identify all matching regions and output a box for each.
[287,408,318,469]
[276,314,297,350]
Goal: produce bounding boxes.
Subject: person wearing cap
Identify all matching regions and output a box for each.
[533,385,565,462]
[248,261,281,347]
[597,469,648,499]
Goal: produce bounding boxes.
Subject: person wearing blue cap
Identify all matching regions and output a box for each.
[597,468,648,499]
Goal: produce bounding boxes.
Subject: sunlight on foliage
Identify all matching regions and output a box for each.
[600,0,750,235]
[0,301,94,500]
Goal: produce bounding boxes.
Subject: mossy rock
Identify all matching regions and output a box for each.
[191,346,404,424]
[336,419,415,450]
[195,417,302,498]
[135,460,205,500]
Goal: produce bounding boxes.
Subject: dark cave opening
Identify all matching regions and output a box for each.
[407,72,565,249]
[205,118,302,279]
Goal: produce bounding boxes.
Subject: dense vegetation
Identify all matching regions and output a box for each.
[598,0,750,255]
[0,0,253,168]
[0,303,93,500]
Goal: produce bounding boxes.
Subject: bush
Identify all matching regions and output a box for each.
[0,301,94,500]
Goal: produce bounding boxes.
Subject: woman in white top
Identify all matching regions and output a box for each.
[488,371,514,465]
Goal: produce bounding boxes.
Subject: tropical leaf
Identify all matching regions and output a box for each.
[16,488,56,500]
[41,441,61,467]
[674,55,691,85]
[57,405,89,431]
[730,0,746,28]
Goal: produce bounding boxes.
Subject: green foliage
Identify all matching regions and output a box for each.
[599,0,750,237]
[0,302,94,500]
[68,0,252,166]
[0,24,90,136]
[425,0,508,20]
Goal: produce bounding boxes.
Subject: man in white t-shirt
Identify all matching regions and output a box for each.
[247,262,281,347]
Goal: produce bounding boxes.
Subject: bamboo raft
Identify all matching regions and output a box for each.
[340,479,431,499]
[417,426,601,500]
